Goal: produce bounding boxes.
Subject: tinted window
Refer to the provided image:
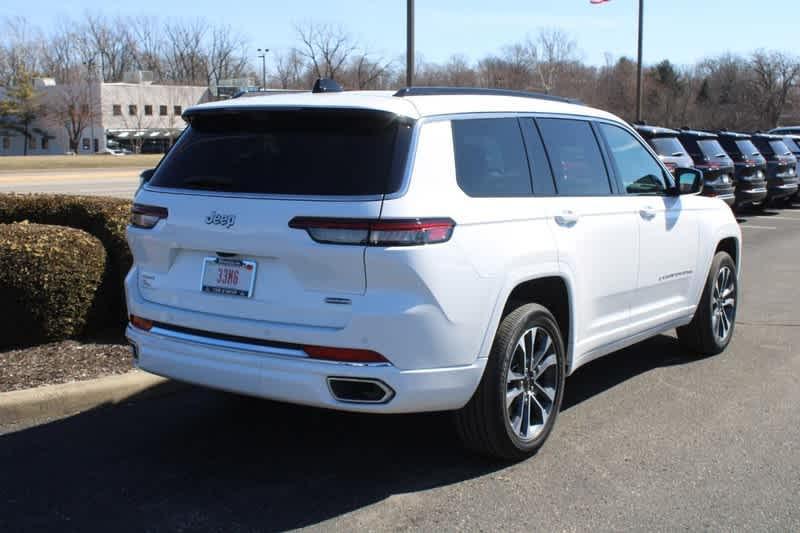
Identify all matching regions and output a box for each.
[696,139,727,158]
[149,110,413,196]
[783,137,800,153]
[452,118,532,197]
[537,118,611,196]
[520,119,556,195]
[649,136,686,157]
[735,139,760,157]
[599,123,669,194]
[770,140,791,155]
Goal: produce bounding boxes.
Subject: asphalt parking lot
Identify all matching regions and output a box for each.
[1,204,799,532]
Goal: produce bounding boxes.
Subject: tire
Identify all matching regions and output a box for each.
[677,251,737,355]
[455,303,566,461]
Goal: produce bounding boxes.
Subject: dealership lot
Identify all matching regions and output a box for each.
[0,204,799,531]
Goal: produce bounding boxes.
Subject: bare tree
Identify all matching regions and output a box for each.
[532,28,578,94]
[273,48,307,89]
[163,19,208,84]
[83,14,136,82]
[295,22,356,81]
[749,50,800,128]
[206,24,249,87]
[44,77,98,152]
[0,16,43,86]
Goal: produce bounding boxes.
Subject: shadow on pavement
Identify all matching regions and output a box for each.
[0,334,698,531]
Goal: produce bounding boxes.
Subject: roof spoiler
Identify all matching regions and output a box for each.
[393,86,582,105]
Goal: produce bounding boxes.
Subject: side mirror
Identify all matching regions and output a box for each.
[675,168,703,195]
[139,168,155,184]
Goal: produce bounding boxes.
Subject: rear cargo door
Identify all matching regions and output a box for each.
[129,108,413,329]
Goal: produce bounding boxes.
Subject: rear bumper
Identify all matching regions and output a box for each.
[735,185,767,205]
[767,183,799,200]
[703,184,736,206]
[126,324,485,413]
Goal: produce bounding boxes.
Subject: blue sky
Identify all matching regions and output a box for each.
[4,0,799,67]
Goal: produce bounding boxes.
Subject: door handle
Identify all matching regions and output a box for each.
[555,210,580,226]
[639,206,657,220]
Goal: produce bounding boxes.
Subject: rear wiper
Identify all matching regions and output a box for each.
[671,152,685,157]
[183,176,235,189]
[714,153,727,158]
[751,152,761,157]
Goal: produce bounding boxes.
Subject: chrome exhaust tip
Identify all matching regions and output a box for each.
[327,377,395,404]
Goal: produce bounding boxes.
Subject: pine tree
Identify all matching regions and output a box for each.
[0,70,43,156]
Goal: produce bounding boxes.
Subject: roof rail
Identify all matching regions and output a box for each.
[393,87,582,105]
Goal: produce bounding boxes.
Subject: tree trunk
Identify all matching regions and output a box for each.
[23,123,29,156]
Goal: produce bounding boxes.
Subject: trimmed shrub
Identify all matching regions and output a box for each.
[0,194,131,329]
[0,222,107,348]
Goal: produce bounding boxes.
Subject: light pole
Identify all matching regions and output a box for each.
[257,48,269,89]
[635,0,644,122]
[83,57,96,153]
[592,0,644,122]
[406,0,415,87]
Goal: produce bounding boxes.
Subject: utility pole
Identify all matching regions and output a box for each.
[406,0,414,87]
[635,0,644,122]
[83,57,96,153]
[257,48,269,89]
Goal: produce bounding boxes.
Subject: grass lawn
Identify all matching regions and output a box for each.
[0,154,163,171]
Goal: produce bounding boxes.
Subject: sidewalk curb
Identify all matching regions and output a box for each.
[0,370,184,426]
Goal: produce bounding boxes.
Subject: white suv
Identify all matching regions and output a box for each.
[125,85,741,460]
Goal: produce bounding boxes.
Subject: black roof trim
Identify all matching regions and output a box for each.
[393,86,582,105]
[633,124,681,136]
[678,128,718,139]
[716,130,752,139]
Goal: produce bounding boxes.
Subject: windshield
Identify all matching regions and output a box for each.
[735,140,760,158]
[697,139,728,158]
[649,136,686,157]
[149,109,413,196]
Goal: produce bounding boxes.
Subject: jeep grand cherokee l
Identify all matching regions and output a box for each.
[126,84,742,460]
[751,133,799,204]
[716,131,768,209]
[677,129,736,206]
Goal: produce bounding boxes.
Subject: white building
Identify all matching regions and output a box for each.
[0,73,211,156]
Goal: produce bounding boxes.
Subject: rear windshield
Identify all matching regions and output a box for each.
[782,137,800,153]
[734,140,760,157]
[696,139,727,158]
[649,136,686,157]
[148,109,414,196]
[769,140,791,156]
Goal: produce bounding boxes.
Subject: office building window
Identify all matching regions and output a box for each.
[29,137,36,149]
[81,104,89,114]
[159,105,168,116]
[1,137,9,150]
[173,105,182,115]
[82,138,90,151]
[113,105,122,116]
[129,104,137,116]
[144,104,153,116]
[41,137,49,150]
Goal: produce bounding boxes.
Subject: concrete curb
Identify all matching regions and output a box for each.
[0,370,184,426]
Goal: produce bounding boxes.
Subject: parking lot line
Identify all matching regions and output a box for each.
[746,216,800,221]
[740,225,777,230]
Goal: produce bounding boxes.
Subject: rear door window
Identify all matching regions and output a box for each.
[536,118,612,196]
[696,139,727,158]
[148,109,413,196]
[735,140,760,158]
[769,140,791,156]
[598,123,670,195]
[451,118,533,197]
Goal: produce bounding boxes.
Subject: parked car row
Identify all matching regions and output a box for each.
[634,124,800,211]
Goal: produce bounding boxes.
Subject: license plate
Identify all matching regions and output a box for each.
[201,257,257,297]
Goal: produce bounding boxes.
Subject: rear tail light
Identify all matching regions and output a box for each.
[131,203,168,229]
[130,315,153,331]
[303,345,390,363]
[289,217,455,246]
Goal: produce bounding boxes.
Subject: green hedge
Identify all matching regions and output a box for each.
[0,222,107,347]
[0,194,131,329]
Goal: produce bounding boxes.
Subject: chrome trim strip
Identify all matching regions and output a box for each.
[149,326,307,358]
[133,325,393,367]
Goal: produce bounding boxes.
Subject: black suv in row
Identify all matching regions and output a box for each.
[675,129,736,206]
[750,133,799,204]
[716,131,768,208]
